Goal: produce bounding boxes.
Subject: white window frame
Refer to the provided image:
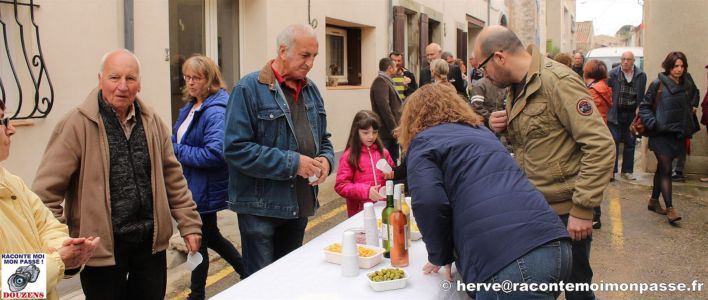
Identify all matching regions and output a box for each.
[326,26,348,83]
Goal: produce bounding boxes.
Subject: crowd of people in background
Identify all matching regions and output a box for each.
[2,22,707,300]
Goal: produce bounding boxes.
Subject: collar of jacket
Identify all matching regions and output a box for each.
[658,72,694,95]
[258,59,311,91]
[508,45,543,123]
[188,89,228,112]
[78,87,156,126]
[612,65,643,80]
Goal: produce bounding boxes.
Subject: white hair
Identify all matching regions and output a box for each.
[276,24,317,56]
[99,49,142,78]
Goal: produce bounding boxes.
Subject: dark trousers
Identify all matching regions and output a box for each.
[237,213,308,277]
[559,214,595,300]
[382,138,400,163]
[189,213,245,300]
[80,238,166,300]
[609,111,636,174]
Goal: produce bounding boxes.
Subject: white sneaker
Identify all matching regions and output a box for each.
[621,173,637,180]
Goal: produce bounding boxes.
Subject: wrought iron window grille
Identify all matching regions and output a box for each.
[0,0,53,120]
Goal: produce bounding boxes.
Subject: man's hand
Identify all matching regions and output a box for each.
[297,155,324,180]
[423,262,452,281]
[489,110,508,133]
[54,236,101,269]
[183,234,202,254]
[567,216,593,241]
[368,185,383,201]
[312,157,330,186]
[403,76,412,85]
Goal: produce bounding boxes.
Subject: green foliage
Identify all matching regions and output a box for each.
[546,39,560,56]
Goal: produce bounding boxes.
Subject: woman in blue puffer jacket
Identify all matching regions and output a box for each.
[398,84,571,300]
[172,55,245,300]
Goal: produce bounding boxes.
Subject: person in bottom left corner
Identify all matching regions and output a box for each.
[0,99,100,300]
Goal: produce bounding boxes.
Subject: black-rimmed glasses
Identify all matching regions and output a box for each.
[0,118,9,128]
[478,50,502,71]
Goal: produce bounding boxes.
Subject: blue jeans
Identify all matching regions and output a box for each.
[237,213,308,277]
[477,239,572,300]
[382,138,400,163]
[609,111,636,174]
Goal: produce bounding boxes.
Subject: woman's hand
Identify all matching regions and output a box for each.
[53,236,101,269]
[369,185,383,201]
[423,261,453,281]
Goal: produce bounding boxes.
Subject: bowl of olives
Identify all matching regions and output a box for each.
[367,268,408,291]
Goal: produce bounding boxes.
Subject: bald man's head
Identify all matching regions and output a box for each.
[475,25,524,59]
[425,43,442,63]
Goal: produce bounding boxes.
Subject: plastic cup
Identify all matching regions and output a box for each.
[376,159,393,173]
[186,252,203,271]
[341,231,359,277]
[308,168,322,183]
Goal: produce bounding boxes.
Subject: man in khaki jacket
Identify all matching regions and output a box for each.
[480,26,614,300]
[32,49,202,299]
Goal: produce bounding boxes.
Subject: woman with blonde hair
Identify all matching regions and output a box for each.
[172,55,245,299]
[429,58,455,91]
[400,84,571,299]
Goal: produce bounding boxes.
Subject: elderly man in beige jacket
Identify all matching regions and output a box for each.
[32,49,202,300]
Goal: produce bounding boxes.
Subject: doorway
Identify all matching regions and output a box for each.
[168,0,239,124]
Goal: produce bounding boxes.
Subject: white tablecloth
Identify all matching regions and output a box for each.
[213,202,469,299]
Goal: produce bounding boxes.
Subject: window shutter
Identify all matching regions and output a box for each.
[346,27,362,85]
[419,13,429,69]
[393,6,406,53]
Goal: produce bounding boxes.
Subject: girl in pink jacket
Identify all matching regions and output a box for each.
[336,110,395,217]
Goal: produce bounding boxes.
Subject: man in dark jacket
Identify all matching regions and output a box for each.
[370,57,403,162]
[607,51,647,181]
[419,43,466,97]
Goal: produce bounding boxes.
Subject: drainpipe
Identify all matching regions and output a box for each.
[388,0,393,53]
[124,0,134,51]
[487,0,491,25]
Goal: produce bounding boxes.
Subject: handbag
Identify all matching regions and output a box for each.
[630,82,662,137]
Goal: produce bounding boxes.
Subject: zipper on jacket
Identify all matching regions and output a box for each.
[367,145,378,186]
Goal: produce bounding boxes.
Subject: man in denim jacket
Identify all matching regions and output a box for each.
[224,24,334,276]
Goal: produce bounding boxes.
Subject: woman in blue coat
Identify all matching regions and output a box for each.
[397,84,571,299]
[173,55,245,300]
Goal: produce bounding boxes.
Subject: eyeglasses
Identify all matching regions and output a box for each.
[0,118,9,128]
[183,75,204,82]
[478,50,502,71]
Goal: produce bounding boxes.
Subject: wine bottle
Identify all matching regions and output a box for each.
[390,188,409,267]
[401,191,411,248]
[381,180,395,258]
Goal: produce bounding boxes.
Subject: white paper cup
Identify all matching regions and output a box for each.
[186,252,203,271]
[376,159,392,173]
[341,231,359,277]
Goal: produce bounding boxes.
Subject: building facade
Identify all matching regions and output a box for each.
[641,0,708,174]
[1,0,511,184]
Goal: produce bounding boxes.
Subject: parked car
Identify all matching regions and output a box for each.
[586,47,644,70]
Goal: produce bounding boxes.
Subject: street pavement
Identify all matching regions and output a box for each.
[58,173,707,299]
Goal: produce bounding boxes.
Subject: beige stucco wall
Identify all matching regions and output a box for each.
[3,0,518,186]
[507,0,547,53]
[4,0,171,184]
[642,0,708,174]
[545,0,574,53]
